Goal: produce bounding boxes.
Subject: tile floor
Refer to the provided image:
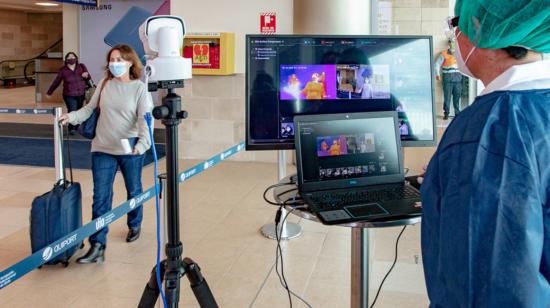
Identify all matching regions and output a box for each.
[0,158,430,307]
[0,85,436,307]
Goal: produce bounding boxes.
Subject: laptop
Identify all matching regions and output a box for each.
[294,112,422,225]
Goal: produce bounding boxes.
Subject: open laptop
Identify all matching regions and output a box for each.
[294,112,422,225]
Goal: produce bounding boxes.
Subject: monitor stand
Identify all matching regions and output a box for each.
[260,150,302,240]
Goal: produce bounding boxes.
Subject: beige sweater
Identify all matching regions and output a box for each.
[68,78,153,155]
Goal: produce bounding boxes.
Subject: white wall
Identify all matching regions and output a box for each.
[172,0,294,74]
[62,4,80,57]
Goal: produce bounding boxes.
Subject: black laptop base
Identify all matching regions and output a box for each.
[302,184,422,225]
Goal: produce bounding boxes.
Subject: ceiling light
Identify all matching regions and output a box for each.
[35,2,60,6]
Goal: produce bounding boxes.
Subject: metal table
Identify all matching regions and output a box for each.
[273,176,421,308]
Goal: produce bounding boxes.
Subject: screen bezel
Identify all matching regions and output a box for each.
[294,111,404,193]
[245,34,437,151]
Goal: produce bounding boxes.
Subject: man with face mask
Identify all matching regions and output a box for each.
[420,0,550,307]
[434,39,463,120]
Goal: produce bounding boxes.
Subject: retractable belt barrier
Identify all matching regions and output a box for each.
[0,141,246,289]
[0,108,53,115]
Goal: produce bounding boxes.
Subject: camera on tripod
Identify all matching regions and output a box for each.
[139,16,192,92]
[137,16,218,308]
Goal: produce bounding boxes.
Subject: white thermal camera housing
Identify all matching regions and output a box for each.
[139,16,192,90]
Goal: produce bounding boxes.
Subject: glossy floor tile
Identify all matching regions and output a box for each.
[0,85,436,307]
[0,158,431,307]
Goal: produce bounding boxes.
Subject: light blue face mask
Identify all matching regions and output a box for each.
[108,62,128,77]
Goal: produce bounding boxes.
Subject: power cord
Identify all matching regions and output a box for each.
[263,182,312,307]
[274,207,293,307]
[263,182,296,206]
[369,225,407,308]
[145,112,168,308]
[274,205,314,308]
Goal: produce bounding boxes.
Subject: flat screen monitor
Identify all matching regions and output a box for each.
[246,35,436,150]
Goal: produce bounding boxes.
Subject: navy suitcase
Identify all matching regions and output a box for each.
[30,124,83,267]
[30,181,82,266]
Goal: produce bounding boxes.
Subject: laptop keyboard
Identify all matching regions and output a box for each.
[309,185,420,210]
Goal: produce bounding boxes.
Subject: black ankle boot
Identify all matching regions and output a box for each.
[77,243,105,264]
[126,227,141,243]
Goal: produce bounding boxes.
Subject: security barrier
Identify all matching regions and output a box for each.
[0,108,53,114]
[0,141,245,289]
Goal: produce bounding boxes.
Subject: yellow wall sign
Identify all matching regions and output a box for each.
[192,44,210,65]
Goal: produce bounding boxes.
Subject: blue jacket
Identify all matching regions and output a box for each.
[421,89,550,307]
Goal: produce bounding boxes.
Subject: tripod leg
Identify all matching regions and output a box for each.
[183,258,219,308]
[164,260,183,308]
[138,260,166,308]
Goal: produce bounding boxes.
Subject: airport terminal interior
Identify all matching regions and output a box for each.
[0,0,523,307]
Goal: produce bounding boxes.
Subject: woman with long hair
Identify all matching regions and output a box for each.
[59,44,153,264]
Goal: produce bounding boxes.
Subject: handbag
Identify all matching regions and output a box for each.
[78,78,107,139]
[84,78,96,103]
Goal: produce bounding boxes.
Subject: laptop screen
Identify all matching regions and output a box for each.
[296,113,401,185]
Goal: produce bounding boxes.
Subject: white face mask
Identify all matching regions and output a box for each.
[456,32,477,78]
[108,62,128,78]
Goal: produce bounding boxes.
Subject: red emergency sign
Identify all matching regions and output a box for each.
[260,12,276,34]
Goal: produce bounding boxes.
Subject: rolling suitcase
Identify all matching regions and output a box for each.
[30,123,83,267]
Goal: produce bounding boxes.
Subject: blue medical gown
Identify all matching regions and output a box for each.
[421,89,550,307]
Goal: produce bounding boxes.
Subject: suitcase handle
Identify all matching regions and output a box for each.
[57,122,74,188]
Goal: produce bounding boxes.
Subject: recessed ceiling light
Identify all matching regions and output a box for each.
[35,2,60,6]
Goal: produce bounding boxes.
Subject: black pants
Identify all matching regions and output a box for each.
[442,74,462,117]
[63,95,85,131]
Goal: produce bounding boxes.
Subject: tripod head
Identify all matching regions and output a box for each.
[152,89,188,124]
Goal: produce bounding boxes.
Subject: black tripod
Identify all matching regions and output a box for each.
[138,84,218,308]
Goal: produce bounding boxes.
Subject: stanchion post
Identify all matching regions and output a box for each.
[260,150,303,240]
[53,107,64,183]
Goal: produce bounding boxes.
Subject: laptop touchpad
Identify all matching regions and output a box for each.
[345,203,388,218]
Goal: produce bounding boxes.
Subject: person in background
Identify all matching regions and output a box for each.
[328,139,341,156]
[421,1,550,306]
[59,44,153,264]
[47,52,91,134]
[434,39,463,120]
[302,72,326,99]
[399,120,409,136]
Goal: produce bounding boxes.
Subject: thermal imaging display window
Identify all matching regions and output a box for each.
[246,35,436,150]
[297,115,401,184]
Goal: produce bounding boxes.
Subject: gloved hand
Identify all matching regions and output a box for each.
[417,164,427,184]
[414,164,428,208]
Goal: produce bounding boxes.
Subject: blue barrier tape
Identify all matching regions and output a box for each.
[0,141,245,289]
[178,142,246,183]
[0,108,53,115]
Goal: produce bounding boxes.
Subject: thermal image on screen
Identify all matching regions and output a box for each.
[280,65,337,100]
[317,136,348,157]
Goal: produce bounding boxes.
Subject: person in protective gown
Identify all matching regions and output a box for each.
[420,0,550,307]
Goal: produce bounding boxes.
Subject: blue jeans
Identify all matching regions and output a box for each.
[89,150,145,246]
[63,95,85,131]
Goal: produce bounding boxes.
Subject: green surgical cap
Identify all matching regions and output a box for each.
[455,0,550,53]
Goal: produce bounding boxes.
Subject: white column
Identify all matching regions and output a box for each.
[294,0,371,35]
[62,4,80,56]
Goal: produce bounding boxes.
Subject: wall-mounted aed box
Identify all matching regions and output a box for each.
[183,32,235,75]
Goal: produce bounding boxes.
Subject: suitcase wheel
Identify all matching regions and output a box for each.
[80,243,85,249]
[38,265,43,269]
[62,261,69,268]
